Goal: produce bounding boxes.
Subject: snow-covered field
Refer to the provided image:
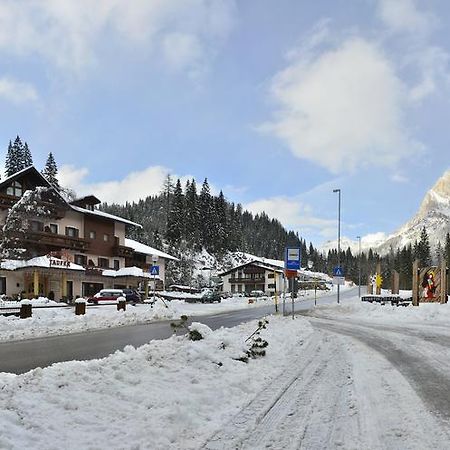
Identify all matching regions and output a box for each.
[3,293,450,449]
[0,289,331,342]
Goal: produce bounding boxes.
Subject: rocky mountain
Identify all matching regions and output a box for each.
[321,169,450,255]
[377,169,450,254]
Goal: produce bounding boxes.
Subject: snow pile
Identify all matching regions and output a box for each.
[0,316,313,450]
[314,295,450,325]
[0,299,179,342]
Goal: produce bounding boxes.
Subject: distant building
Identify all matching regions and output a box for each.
[0,166,177,300]
[219,260,284,295]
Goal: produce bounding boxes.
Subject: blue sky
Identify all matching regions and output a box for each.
[0,0,448,248]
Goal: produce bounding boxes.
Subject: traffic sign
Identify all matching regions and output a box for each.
[333,276,345,285]
[150,265,159,276]
[333,266,344,277]
[285,247,301,270]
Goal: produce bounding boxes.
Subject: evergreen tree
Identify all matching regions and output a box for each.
[12,136,25,172]
[199,178,213,251]
[42,152,60,188]
[416,227,431,267]
[165,179,184,247]
[4,140,13,177]
[22,142,33,168]
[184,179,200,248]
[213,191,228,255]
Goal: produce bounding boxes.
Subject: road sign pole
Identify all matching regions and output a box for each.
[291,277,294,320]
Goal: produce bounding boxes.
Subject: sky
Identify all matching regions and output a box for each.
[0,0,449,250]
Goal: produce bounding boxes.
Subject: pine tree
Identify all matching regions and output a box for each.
[199,178,213,251]
[4,140,14,177]
[22,142,33,168]
[417,227,431,267]
[184,179,200,248]
[213,190,228,255]
[12,136,25,172]
[42,152,60,188]
[166,179,184,247]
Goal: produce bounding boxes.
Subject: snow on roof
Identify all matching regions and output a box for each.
[70,205,142,228]
[103,266,159,279]
[1,256,85,271]
[125,238,178,261]
[0,165,38,189]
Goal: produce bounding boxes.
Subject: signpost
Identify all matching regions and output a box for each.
[332,266,345,286]
[150,256,159,306]
[285,247,301,319]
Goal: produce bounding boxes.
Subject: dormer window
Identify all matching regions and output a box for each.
[6,181,22,197]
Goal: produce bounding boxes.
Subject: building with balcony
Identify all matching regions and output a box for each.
[0,166,177,300]
[219,260,285,295]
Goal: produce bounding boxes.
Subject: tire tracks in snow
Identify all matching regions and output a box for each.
[202,330,360,450]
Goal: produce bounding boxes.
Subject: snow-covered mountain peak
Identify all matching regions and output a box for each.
[417,169,450,219]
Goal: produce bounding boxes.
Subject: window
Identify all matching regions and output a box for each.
[98,257,109,268]
[65,227,79,238]
[103,233,109,242]
[89,230,96,240]
[6,181,22,197]
[74,254,87,266]
[268,273,274,279]
[49,223,58,234]
[113,259,120,270]
[30,220,44,232]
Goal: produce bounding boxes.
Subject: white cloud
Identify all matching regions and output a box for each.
[59,164,171,204]
[244,195,335,237]
[377,0,437,35]
[0,1,235,75]
[0,77,38,104]
[261,37,422,173]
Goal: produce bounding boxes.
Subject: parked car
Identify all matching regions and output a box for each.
[201,290,221,303]
[87,289,125,305]
[250,290,265,298]
[122,288,141,303]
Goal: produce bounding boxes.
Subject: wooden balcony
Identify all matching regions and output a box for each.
[113,245,135,258]
[229,277,266,284]
[24,230,90,251]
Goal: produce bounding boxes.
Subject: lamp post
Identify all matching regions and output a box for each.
[357,236,361,299]
[333,188,341,304]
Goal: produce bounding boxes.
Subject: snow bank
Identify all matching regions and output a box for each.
[0,315,314,450]
[314,294,450,326]
[0,299,178,342]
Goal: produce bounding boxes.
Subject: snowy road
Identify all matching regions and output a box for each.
[0,288,356,374]
[203,310,450,449]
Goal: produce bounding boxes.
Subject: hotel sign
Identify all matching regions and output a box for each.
[49,258,71,268]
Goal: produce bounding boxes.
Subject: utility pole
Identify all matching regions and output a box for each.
[357,236,361,299]
[333,189,341,304]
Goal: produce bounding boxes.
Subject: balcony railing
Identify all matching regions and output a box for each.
[23,230,90,251]
[113,245,135,258]
[229,277,266,284]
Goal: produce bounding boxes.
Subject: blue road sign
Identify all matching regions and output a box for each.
[150,265,159,276]
[285,247,301,270]
[333,266,344,277]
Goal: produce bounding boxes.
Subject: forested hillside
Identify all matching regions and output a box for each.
[101,177,304,260]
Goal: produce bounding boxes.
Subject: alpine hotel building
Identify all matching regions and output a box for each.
[0,166,177,300]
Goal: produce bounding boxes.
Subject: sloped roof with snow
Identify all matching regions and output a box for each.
[102,266,158,279]
[1,256,85,271]
[125,238,178,261]
[70,205,142,228]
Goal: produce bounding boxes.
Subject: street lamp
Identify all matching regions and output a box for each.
[333,188,341,304]
[356,236,361,299]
